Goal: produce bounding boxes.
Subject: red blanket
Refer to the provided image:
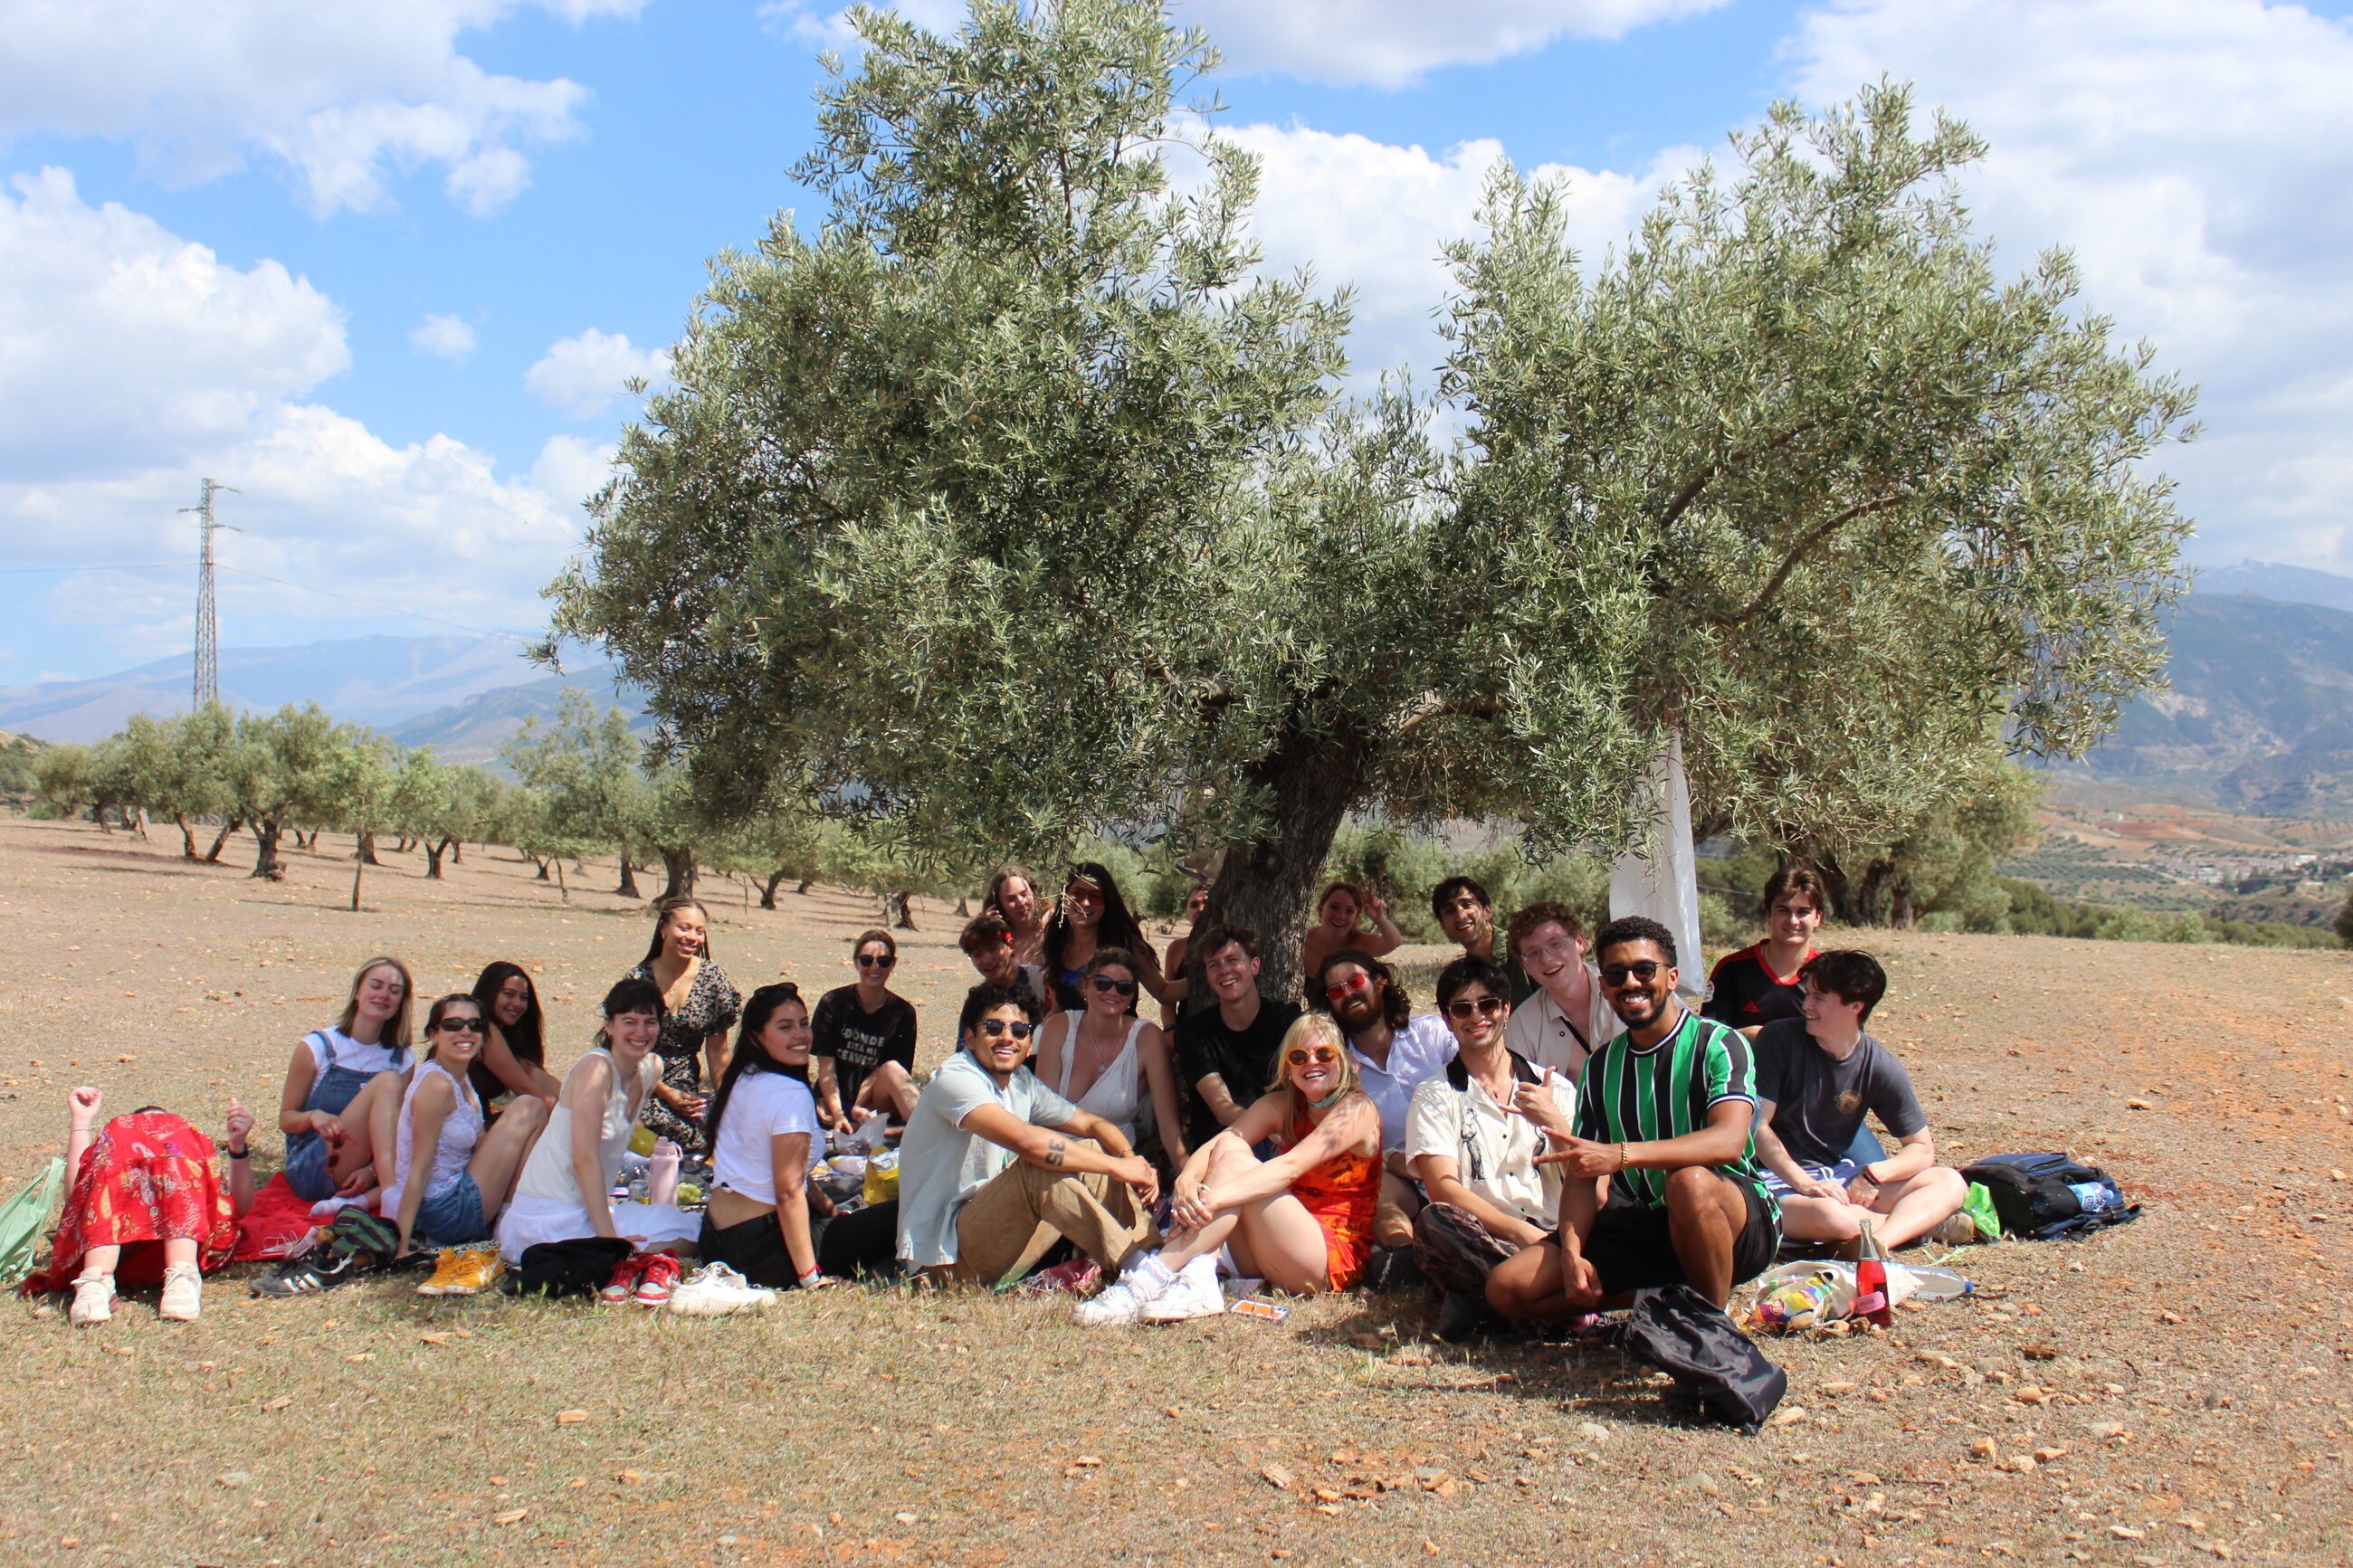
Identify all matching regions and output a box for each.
[230,1174,321,1262]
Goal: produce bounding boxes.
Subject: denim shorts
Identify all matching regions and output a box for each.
[283,1133,336,1203]
[1759,1158,1864,1197]
[413,1173,489,1248]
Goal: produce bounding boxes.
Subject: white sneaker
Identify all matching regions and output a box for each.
[68,1273,115,1326]
[1072,1253,1173,1326]
[665,1261,778,1317]
[1141,1255,1226,1324]
[158,1263,204,1322]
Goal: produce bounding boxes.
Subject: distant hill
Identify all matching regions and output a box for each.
[2197,560,2353,614]
[0,633,609,743]
[386,670,651,765]
[2062,591,2353,815]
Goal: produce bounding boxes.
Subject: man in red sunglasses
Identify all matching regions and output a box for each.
[1314,949,1456,1256]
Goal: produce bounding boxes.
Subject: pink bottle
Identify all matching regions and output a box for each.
[647,1139,681,1207]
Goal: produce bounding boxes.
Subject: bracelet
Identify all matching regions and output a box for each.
[1617,1142,1629,1174]
[225,1146,250,1160]
[798,1269,824,1287]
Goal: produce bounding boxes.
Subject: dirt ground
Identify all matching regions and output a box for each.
[1,813,2349,1567]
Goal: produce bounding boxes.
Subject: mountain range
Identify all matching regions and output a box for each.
[5,562,2351,799]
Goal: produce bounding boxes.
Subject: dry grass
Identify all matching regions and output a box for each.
[2,814,2351,1566]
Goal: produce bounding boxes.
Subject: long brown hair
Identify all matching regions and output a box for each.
[640,896,715,965]
[335,955,417,1055]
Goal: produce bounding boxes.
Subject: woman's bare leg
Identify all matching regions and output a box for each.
[467,1097,548,1214]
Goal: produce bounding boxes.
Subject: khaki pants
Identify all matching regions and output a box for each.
[951,1140,1159,1287]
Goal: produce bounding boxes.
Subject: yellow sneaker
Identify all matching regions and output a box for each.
[438,1247,503,1297]
[415,1249,470,1297]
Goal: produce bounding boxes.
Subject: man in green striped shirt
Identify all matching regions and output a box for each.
[1491,916,1780,1318]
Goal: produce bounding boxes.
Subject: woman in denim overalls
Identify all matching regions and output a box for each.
[275,956,416,1204]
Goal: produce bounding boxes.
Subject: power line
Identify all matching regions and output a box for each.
[0,559,535,644]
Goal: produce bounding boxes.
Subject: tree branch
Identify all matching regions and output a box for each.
[1654,419,1824,531]
[1390,693,1502,745]
[1699,490,1910,627]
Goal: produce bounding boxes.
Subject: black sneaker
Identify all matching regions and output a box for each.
[1435,1288,1497,1344]
[249,1249,368,1297]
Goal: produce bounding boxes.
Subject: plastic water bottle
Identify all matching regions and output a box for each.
[647,1138,681,1207]
[2068,1181,2120,1215]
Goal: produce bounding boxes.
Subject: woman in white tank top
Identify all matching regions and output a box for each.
[498,979,700,1262]
[1035,948,1186,1166]
[385,994,549,1254]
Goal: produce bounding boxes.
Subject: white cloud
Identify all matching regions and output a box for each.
[532,433,617,519]
[764,0,1724,84]
[0,173,584,660]
[0,0,646,217]
[0,167,348,481]
[526,328,669,419]
[1786,0,2353,572]
[409,312,479,362]
[1175,121,1691,385]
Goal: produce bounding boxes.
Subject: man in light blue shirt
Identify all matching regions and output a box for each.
[1316,948,1457,1251]
[896,980,1161,1286]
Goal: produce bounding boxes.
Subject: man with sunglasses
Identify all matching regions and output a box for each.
[895,980,1162,1287]
[1315,949,1456,1253]
[1491,917,1778,1318]
[1171,922,1300,1155]
[1406,956,1579,1339]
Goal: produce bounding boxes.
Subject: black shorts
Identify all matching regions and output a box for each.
[1581,1179,1779,1297]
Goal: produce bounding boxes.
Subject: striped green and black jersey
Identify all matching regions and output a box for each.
[1574,1010,1776,1214]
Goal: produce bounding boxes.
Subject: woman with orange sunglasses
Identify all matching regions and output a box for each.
[1074,1014,1382,1325]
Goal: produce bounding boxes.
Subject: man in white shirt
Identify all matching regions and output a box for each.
[1409,955,1579,1340]
[1504,901,1616,1081]
[1315,948,1455,1251]
[895,981,1160,1286]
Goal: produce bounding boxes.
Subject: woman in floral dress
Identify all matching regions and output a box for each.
[623,896,741,1155]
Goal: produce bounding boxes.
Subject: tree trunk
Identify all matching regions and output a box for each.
[425,838,451,879]
[892,891,918,931]
[556,858,569,902]
[531,854,551,881]
[174,813,201,860]
[616,857,643,899]
[1205,726,1375,1006]
[795,877,814,897]
[357,832,381,866]
[451,841,463,865]
[93,805,114,834]
[956,894,971,917]
[203,818,242,864]
[350,848,365,912]
[761,870,787,910]
[251,819,287,881]
[658,847,697,902]
[132,808,150,841]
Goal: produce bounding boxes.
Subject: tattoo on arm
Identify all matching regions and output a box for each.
[1044,1137,1066,1168]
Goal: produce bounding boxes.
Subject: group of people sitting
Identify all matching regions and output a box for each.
[28,860,1971,1337]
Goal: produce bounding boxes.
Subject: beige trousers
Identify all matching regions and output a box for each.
[950,1139,1159,1287]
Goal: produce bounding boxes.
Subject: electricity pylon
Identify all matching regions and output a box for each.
[181,479,240,710]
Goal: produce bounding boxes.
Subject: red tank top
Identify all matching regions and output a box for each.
[1284,1099,1379,1237]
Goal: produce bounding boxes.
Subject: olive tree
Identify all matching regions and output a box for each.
[548,3,2192,997]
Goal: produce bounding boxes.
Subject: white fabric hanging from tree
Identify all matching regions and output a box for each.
[1608,734,1705,1002]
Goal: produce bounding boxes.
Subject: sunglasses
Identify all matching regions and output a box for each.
[433,1017,485,1034]
[1089,974,1138,997]
[1285,1045,1342,1068]
[1443,995,1509,1021]
[976,1019,1037,1041]
[1323,972,1373,1003]
[1600,960,1666,986]
[856,953,895,970]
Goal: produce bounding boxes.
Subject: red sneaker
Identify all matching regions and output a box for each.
[598,1254,647,1306]
[633,1252,684,1307]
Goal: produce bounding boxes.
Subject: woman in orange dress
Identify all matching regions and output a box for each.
[1074,1015,1381,1325]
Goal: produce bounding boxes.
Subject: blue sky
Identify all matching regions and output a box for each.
[5,0,2352,683]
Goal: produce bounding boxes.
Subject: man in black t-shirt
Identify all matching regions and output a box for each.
[1702,866,1825,1034]
[812,929,920,1131]
[1171,922,1300,1153]
[1753,950,1967,1250]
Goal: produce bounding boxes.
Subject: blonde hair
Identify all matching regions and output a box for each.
[336,955,416,1056]
[1267,1013,1360,1124]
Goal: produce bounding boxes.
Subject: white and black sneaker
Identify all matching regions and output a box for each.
[1140,1254,1225,1324]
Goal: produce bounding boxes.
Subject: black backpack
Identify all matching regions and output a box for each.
[1614,1284,1788,1433]
[1960,1152,2139,1240]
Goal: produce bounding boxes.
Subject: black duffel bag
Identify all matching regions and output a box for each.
[1960,1152,2139,1240]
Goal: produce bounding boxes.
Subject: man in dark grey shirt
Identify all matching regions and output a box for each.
[1753,950,1967,1250]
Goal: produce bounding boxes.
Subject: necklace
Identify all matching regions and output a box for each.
[1308,1084,1348,1110]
